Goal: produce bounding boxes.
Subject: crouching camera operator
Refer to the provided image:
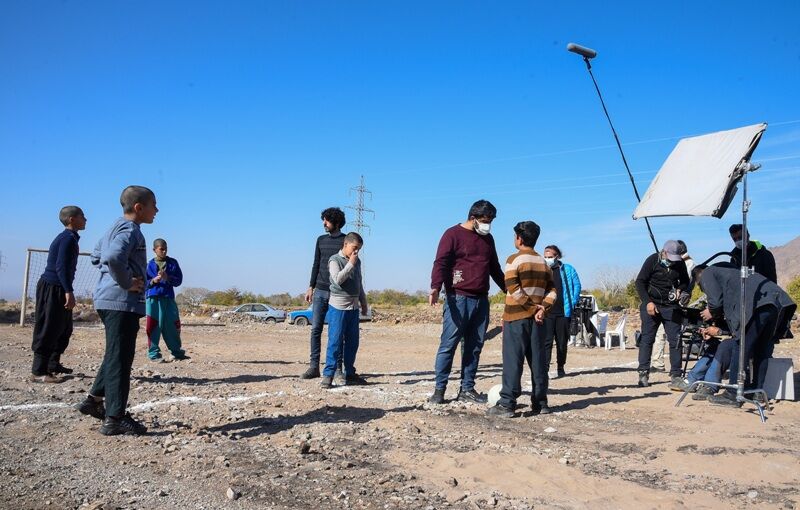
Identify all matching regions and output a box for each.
[635,240,691,388]
[693,264,796,407]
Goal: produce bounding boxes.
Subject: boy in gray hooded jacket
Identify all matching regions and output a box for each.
[76,186,158,436]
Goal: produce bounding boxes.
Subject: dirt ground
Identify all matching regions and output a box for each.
[1,318,799,510]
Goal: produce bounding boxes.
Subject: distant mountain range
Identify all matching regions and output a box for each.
[772,235,800,288]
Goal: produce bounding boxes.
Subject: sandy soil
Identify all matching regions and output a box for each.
[1,319,799,510]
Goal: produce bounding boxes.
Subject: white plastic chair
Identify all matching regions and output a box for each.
[604,314,626,350]
[592,312,609,347]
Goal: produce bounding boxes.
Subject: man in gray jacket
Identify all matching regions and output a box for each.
[694,264,796,406]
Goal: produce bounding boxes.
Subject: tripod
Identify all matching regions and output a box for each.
[675,162,771,422]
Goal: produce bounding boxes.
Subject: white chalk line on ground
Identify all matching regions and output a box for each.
[0,362,638,414]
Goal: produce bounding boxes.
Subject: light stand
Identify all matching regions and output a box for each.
[675,161,771,422]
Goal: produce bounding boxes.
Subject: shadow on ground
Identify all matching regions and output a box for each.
[201,405,416,438]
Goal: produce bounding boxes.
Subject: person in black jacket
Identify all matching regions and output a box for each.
[634,240,690,388]
[301,208,346,381]
[31,206,87,382]
[728,224,777,284]
[694,264,796,407]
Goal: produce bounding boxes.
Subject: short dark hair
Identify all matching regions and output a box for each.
[321,207,346,229]
[544,244,562,258]
[153,238,167,249]
[59,206,83,226]
[344,231,363,245]
[120,185,156,214]
[467,200,497,220]
[513,221,540,248]
[728,223,748,237]
[691,264,707,282]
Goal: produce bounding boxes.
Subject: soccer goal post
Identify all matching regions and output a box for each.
[20,248,99,326]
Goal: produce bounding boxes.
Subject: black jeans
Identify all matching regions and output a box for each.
[637,304,682,376]
[31,280,73,375]
[499,317,548,409]
[544,316,570,369]
[90,310,141,418]
[728,305,778,388]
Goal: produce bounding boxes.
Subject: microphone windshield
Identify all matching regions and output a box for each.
[567,43,597,59]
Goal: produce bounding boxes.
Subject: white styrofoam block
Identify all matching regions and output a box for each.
[487,384,502,407]
[763,358,795,401]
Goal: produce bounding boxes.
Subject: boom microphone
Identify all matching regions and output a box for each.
[566,43,597,59]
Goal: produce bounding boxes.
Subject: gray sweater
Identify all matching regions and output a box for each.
[91,217,148,315]
[328,251,368,311]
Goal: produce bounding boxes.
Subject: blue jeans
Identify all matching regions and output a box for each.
[323,307,360,378]
[687,356,712,384]
[433,294,489,391]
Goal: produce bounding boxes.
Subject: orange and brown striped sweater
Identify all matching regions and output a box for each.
[503,248,558,322]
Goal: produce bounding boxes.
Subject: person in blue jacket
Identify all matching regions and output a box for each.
[145,238,188,362]
[542,245,581,379]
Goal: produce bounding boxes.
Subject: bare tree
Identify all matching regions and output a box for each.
[177,287,211,307]
[592,265,637,295]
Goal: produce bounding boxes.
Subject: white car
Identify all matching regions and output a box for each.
[211,303,287,323]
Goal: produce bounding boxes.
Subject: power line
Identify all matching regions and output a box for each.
[376,119,800,177]
[346,175,375,235]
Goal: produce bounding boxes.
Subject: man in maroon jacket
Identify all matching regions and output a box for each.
[428,200,506,404]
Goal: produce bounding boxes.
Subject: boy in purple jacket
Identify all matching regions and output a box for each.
[145,238,188,361]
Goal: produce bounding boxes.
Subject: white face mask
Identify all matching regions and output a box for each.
[474,220,491,236]
[544,257,556,267]
[734,240,743,250]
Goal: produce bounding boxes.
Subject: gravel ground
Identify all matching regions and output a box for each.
[1,319,799,510]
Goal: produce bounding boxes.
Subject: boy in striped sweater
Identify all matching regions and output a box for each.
[487,221,557,418]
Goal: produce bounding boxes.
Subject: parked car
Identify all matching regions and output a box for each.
[211,303,287,323]
[288,306,372,326]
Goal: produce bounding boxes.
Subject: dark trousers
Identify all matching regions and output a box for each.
[544,316,570,369]
[637,304,682,376]
[31,279,73,375]
[498,317,548,409]
[90,310,141,418]
[728,305,778,388]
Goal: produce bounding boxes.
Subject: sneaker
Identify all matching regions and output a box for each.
[692,385,715,401]
[428,388,446,405]
[537,404,552,415]
[320,376,333,389]
[708,390,743,408]
[637,370,649,388]
[76,396,105,420]
[149,357,165,363]
[50,364,74,375]
[486,404,514,418]
[301,366,320,379]
[100,413,147,436]
[557,366,566,378]
[345,374,368,386]
[669,376,689,392]
[29,373,63,384]
[169,354,191,361]
[334,368,346,386]
[651,365,666,372]
[456,389,487,404]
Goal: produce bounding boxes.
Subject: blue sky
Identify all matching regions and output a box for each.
[2,1,799,300]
